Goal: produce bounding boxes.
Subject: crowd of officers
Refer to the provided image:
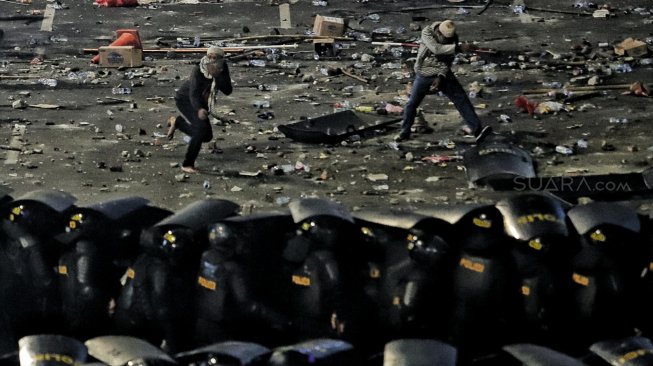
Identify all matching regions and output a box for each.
[0,189,653,365]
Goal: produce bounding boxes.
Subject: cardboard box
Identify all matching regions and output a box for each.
[314,38,335,58]
[99,46,143,68]
[614,38,649,57]
[313,15,345,37]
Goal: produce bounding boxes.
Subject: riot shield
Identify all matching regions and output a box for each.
[277,110,401,144]
[497,193,569,241]
[463,143,535,184]
[174,341,271,366]
[85,196,150,221]
[268,339,354,366]
[208,212,294,303]
[353,209,438,230]
[18,335,87,366]
[288,198,353,224]
[6,190,77,213]
[502,344,586,366]
[84,336,176,366]
[155,199,240,232]
[383,339,456,366]
[589,336,653,366]
[0,186,13,209]
[416,204,486,226]
[568,201,641,235]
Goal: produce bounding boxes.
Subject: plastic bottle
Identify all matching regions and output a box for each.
[610,63,632,73]
[542,82,562,88]
[555,145,574,155]
[258,84,278,91]
[355,106,374,113]
[112,87,132,95]
[333,101,352,112]
[381,62,401,69]
[37,78,58,87]
[390,47,403,58]
[372,27,392,35]
[68,71,89,80]
[277,61,299,69]
[249,60,266,67]
[498,114,512,123]
[311,0,327,5]
[253,100,271,108]
[512,5,526,13]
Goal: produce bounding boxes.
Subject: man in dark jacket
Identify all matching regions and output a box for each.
[168,46,233,173]
[395,20,491,143]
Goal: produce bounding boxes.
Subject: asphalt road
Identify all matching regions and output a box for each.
[1,0,652,214]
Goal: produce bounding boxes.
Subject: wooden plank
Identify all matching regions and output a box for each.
[40,4,55,32]
[4,124,25,165]
[83,44,299,54]
[279,4,291,29]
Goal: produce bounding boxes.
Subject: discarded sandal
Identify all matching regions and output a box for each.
[166,116,177,140]
[181,166,199,174]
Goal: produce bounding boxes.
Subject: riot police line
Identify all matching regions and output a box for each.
[1,189,653,365]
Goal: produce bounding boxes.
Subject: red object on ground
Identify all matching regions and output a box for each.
[91,29,142,64]
[514,95,538,115]
[96,0,138,7]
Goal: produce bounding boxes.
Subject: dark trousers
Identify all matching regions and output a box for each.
[174,97,213,168]
[401,71,482,136]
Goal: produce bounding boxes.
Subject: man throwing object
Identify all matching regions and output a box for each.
[395,20,492,143]
[168,46,233,173]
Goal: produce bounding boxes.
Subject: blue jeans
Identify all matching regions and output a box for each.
[401,72,482,136]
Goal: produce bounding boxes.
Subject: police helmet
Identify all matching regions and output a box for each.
[208,223,240,258]
[407,228,451,267]
[5,201,58,229]
[141,226,195,259]
[64,210,110,240]
[298,216,350,249]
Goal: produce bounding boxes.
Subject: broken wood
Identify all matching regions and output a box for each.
[220,34,353,43]
[0,0,30,5]
[28,104,61,109]
[524,83,634,94]
[0,145,22,151]
[372,41,419,48]
[82,44,299,54]
[366,4,486,15]
[341,69,368,84]
[97,97,132,105]
[0,75,44,79]
[0,15,44,21]
[524,5,592,16]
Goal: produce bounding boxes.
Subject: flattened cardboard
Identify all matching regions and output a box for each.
[614,38,648,57]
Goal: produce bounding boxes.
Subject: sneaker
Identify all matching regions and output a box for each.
[394,131,410,142]
[413,125,434,134]
[474,125,493,143]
